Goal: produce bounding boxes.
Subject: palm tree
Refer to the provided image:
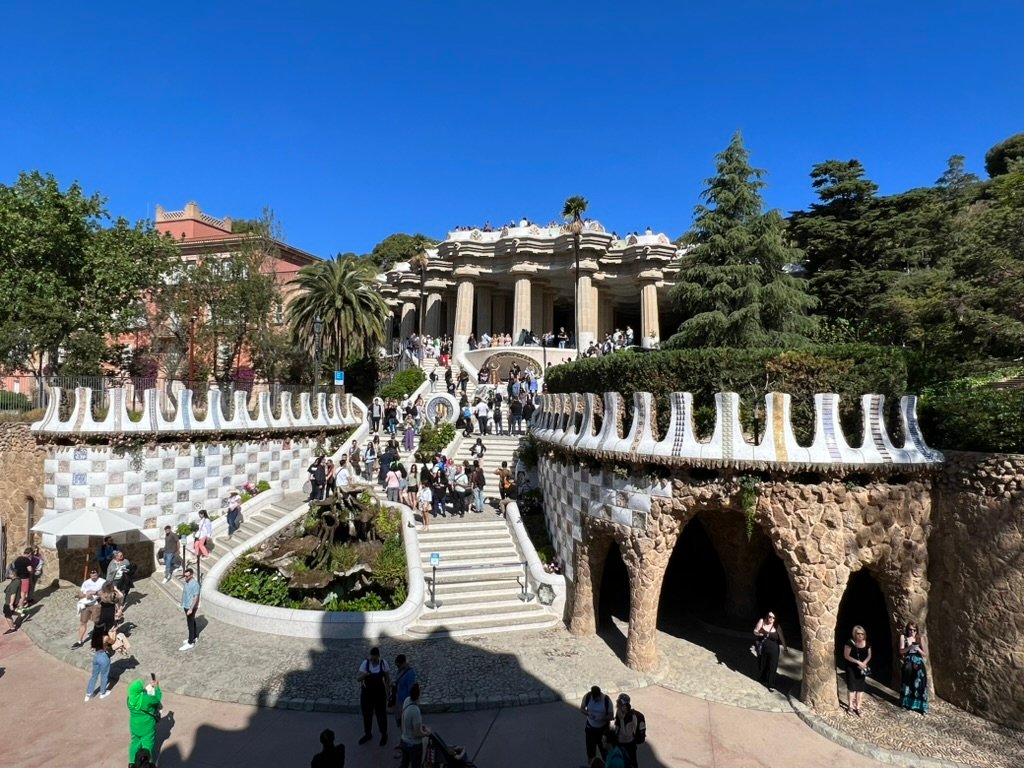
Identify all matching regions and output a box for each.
[408,249,430,341]
[287,255,389,383]
[562,195,589,356]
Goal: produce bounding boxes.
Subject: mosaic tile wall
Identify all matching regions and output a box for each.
[536,459,671,581]
[44,437,321,529]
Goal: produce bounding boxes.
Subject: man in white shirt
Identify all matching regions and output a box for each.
[399,683,430,768]
[74,568,105,647]
[474,399,490,435]
[337,458,353,489]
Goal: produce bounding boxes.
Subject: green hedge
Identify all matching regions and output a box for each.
[543,345,908,443]
[379,368,425,400]
[0,391,32,410]
[919,378,1024,453]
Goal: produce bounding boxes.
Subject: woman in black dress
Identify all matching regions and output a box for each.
[843,624,872,716]
[753,610,787,691]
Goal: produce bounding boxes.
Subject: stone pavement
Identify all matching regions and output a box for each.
[0,627,883,768]
[13,579,1024,767]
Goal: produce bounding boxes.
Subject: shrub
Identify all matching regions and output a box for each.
[219,557,290,606]
[326,591,389,612]
[919,377,1024,453]
[543,345,907,440]
[0,391,32,410]
[372,504,402,540]
[379,368,426,400]
[373,537,407,589]
[415,422,456,459]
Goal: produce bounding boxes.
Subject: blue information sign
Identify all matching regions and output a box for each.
[334,370,345,385]
[430,552,440,567]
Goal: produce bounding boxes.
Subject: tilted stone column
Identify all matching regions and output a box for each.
[452,279,475,359]
[400,301,416,341]
[543,289,556,336]
[531,282,545,335]
[568,534,615,637]
[577,274,597,350]
[795,566,848,713]
[621,520,678,672]
[513,277,532,339]
[641,281,660,342]
[492,293,509,335]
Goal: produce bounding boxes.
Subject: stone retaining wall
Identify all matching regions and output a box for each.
[930,451,1024,729]
[0,423,45,571]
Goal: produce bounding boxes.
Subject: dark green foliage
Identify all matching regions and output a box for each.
[219,557,291,606]
[544,345,907,439]
[984,133,1024,178]
[919,378,1024,453]
[670,132,817,348]
[372,538,407,590]
[365,233,437,271]
[520,508,556,563]
[415,422,455,459]
[378,367,425,400]
[0,391,31,410]
[344,355,381,403]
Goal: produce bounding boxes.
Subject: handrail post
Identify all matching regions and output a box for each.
[425,565,442,609]
[518,560,534,603]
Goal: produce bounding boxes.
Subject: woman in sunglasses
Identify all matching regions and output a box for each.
[753,610,787,692]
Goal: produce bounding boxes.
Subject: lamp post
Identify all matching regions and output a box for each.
[312,316,324,397]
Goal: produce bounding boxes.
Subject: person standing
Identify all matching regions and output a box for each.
[28,545,44,596]
[310,729,346,768]
[471,460,486,514]
[753,610,787,692]
[226,489,243,538]
[843,625,872,716]
[4,575,23,631]
[162,526,180,584]
[475,398,490,435]
[194,510,213,560]
[97,536,118,578]
[392,654,417,729]
[357,647,391,746]
[399,683,430,768]
[362,440,377,483]
[601,729,628,768]
[106,550,131,587]
[899,620,929,715]
[84,624,112,701]
[325,459,338,498]
[127,677,162,765]
[179,568,201,650]
[581,685,614,764]
[307,456,327,502]
[614,694,647,767]
[12,548,33,610]
[74,568,105,647]
[371,397,383,433]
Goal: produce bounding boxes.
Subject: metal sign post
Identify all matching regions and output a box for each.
[425,552,442,609]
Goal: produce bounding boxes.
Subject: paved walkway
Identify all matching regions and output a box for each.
[11,579,1024,767]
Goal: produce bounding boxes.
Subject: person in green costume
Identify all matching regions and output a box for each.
[127,677,162,764]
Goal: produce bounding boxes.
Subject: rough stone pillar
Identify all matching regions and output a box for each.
[623,542,672,672]
[475,286,492,337]
[453,279,475,359]
[513,277,532,339]
[577,274,596,350]
[445,294,455,337]
[641,282,660,342]
[400,301,416,341]
[600,289,615,336]
[531,282,545,334]
[424,292,442,337]
[543,289,556,336]
[796,567,848,713]
[568,535,611,637]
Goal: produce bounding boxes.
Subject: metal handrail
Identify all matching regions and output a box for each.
[423,560,532,608]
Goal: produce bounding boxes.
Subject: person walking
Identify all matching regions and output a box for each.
[325,459,338,499]
[162,526,180,583]
[581,685,614,764]
[127,677,162,765]
[310,728,346,768]
[614,694,647,768]
[12,548,33,611]
[371,397,383,432]
[399,683,430,768]
[753,610,787,692]
[179,568,201,650]
[307,456,327,502]
[84,624,113,701]
[74,567,105,647]
[226,488,243,538]
[357,646,391,746]
[471,460,486,514]
[362,440,377,483]
[194,510,213,560]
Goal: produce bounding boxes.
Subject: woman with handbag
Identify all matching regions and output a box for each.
[899,620,929,714]
[194,509,213,559]
[753,610,786,692]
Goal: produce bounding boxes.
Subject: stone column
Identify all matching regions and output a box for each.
[492,293,509,335]
[445,294,456,337]
[475,286,492,337]
[452,279,475,359]
[531,282,545,334]
[599,289,615,337]
[623,544,672,672]
[576,274,597,350]
[400,301,416,341]
[796,568,848,713]
[543,289,556,336]
[568,535,608,637]
[513,277,532,340]
[424,292,442,337]
[641,282,660,342]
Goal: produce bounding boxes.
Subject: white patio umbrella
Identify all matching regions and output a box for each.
[32,506,145,537]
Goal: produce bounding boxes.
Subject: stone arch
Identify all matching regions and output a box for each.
[836,566,895,682]
[567,524,618,637]
[658,514,729,630]
[696,508,774,624]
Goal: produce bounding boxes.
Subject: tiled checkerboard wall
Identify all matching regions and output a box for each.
[44,437,321,530]
[536,458,671,581]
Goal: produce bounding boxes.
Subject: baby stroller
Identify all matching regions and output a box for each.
[425,732,476,767]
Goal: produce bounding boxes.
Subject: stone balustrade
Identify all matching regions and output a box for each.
[533,391,943,466]
[31,386,363,436]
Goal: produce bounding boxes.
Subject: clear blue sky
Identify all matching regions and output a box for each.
[2,2,1021,257]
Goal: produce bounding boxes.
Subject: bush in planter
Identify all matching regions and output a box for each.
[379,368,425,400]
[415,422,455,460]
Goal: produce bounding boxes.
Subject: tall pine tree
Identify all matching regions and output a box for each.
[668,132,817,348]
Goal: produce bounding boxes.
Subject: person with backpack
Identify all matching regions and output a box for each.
[581,685,614,764]
[471,460,486,514]
[614,693,647,767]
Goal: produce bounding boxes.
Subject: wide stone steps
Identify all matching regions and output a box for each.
[405,605,556,638]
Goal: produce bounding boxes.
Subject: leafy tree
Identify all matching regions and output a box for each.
[667,132,817,348]
[0,172,175,375]
[936,154,980,194]
[983,133,1024,178]
[366,233,437,272]
[149,212,281,383]
[287,255,389,380]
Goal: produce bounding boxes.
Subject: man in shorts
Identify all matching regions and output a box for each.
[12,548,33,610]
[3,576,22,631]
[73,568,105,647]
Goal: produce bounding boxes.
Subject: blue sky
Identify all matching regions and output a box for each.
[2,2,1021,256]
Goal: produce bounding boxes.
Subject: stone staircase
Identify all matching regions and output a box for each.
[405,515,559,638]
[153,491,307,601]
